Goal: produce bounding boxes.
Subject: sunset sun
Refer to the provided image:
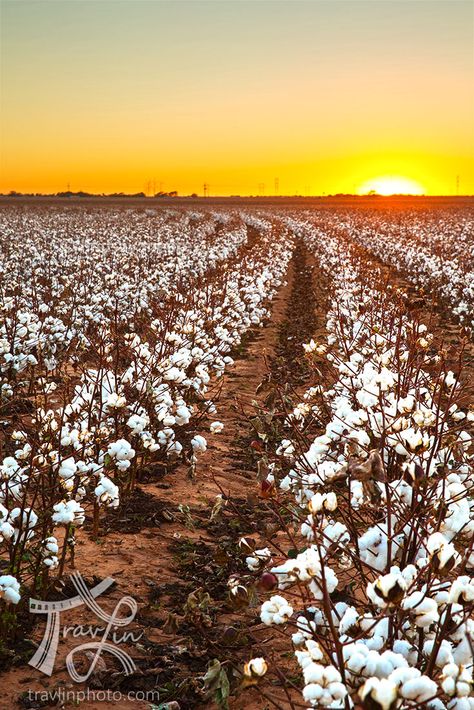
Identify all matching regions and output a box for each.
[358,176,426,196]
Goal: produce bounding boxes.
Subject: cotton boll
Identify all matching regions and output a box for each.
[246,547,272,571]
[210,421,224,433]
[398,675,438,703]
[359,677,399,710]
[95,475,120,508]
[243,657,267,678]
[302,664,346,707]
[308,491,338,514]
[426,532,460,574]
[127,413,149,434]
[441,663,473,699]
[402,592,439,628]
[107,439,135,467]
[175,405,191,426]
[0,575,21,604]
[191,434,207,453]
[260,595,293,625]
[448,576,474,605]
[367,568,407,607]
[52,500,85,526]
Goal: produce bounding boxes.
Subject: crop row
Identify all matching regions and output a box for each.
[0,208,293,607]
[237,215,474,709]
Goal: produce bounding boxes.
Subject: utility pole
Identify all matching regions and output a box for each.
[274,177,279,196]
[203,183,209,198]
[258,182,265,196]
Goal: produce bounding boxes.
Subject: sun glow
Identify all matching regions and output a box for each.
[358,176,426,196]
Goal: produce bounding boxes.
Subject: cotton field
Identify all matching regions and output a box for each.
[1,203,474,710]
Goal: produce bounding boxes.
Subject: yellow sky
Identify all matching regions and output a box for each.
[1,0,473,196]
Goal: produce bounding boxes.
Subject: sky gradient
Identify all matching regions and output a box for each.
[1,0,473,196]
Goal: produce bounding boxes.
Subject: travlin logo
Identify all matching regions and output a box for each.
[29,571,143,682]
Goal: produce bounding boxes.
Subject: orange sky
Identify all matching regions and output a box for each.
[1,0,473,196]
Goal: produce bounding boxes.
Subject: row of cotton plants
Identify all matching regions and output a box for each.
[238,219,474,709]
[0,208,293,608]
[290,208,474,331]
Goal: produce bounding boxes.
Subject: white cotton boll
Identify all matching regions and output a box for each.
[43,536,59,555]
[303,683,324,704]
[399,675,438,703]
[95,475,120,508]
[243,657,267,678]
[308,491,338,514]
[127,413,149,434]
[42,535,59,569]
[167,440,182,455]
[442,664,473,699]
[376,367,397,391]
[107,439,135,465]
[0,520,15,541]
[402,592,439,628]
[448,700,474,710]
[302,665,346,707]
[389,667,422,693]
[210,421,224,433]
[444,371,457,389]
[339,606,359,635]
[398,395,415,414]
[426,532,460,573]
[52,500,85,526]
[175,405,191,426]
[106,392,127,409]
[246,547,272,571]
[309,566,338,600]
[367,568,407,608]
[43,556,59,569]
[350,479,365,508]
[295,640,324,669]
[164,366,186,383]
[359,677,399,710]
[359,524,404,571]
[58,456,77,485]
[191,434,207,453]
[9,507,38,541]
[303,662,325,684]
[260,595,293,625]
[448,576,474,604]
[293,614,317,644]
[0,575,21,604]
